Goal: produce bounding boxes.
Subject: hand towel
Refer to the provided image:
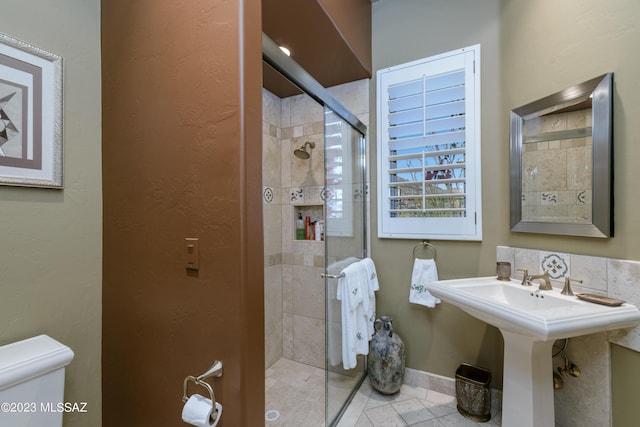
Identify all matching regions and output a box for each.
[409,258,441,308]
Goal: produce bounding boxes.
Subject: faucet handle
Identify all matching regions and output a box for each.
[561,277,583,296]
[516,269,530,286]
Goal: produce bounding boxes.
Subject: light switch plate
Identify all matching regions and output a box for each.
[185,237,199,270]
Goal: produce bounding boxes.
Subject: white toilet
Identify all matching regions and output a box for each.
[0,334,74,427]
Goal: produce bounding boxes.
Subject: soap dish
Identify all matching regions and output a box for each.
[576,293,625,307]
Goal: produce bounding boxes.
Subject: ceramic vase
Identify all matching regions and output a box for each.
[368,315,405,394]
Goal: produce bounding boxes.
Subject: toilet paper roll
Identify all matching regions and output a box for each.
[181,393,222,427]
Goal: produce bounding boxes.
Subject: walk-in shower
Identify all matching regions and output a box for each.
[262,33,368,426]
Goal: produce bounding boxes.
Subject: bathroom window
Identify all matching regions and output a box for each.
[376,45,482,240]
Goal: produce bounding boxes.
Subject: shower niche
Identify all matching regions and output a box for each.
[293,204,324,241]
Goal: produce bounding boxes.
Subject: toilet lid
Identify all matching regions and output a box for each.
[0,334,74,391]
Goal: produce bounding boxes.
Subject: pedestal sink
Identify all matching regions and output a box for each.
[428,277,640,427]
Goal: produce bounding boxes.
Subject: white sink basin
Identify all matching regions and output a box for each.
[429,276,640,427]
[429,276,640,341]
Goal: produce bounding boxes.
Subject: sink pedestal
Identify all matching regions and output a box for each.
[501,331,555,427]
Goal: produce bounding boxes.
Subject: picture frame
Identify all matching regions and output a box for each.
[0,32,63,188]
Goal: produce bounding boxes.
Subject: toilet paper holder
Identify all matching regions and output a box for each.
[183,360,223,420]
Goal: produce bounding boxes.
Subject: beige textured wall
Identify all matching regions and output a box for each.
[371,0,505,386]
[0,1,102,427]
[263,89,284,369]
[373,0,640,423]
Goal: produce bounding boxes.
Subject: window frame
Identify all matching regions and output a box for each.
[376,45,482,240]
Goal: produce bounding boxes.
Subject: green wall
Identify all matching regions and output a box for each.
[0,2,102,426]
[371,0,505,386]
[612,344,640,426]
[371,1,640,419]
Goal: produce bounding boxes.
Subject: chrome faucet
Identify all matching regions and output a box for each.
[527,270,553,291]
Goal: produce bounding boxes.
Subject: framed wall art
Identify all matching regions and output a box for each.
[0,32,63,188]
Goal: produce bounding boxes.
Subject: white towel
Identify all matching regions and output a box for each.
[337,260,371,369]
[326,257,359,367]
[338,262,366,311]
[409,258,441,308]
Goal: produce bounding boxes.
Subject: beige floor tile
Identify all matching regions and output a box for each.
[364,404,407,427]
[264,358,471,427]
[392,398,436,425]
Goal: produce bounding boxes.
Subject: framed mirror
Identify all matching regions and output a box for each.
[510,73,613,238]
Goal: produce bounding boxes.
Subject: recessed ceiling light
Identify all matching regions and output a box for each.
[279,46,291,56]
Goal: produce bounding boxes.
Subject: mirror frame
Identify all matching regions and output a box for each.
[510,73,613,238]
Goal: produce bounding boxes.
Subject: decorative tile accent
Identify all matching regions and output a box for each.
[541,252,569,279]
[323,186,336,201]
[320,187,329,201]
[290,187,304,203]
[577,190,588,204]
[263,186,274,203]
[541,191,558,205]
[354,185,364,200]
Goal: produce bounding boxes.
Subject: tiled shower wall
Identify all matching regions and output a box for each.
[262,80,369,370]
[497,246,640,427]
[263,88,284,369]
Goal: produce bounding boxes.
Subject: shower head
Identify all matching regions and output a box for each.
[293,141,315,159]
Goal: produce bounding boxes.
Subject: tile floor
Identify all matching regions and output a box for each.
[265,358,325,427]
[337,379,502,427]
[265,358,503,427]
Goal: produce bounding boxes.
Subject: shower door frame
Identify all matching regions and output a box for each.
[262,33,368,427]
[323,106,368,426]
[262,34,366,136]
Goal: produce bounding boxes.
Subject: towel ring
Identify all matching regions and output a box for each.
[412,241,437,260]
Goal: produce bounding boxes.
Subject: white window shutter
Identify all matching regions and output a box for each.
[377,45,482,240]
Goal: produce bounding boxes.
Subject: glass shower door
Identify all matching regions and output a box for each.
[324,106,367,426]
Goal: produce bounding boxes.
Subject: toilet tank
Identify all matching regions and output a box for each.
[0,335,74,427]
